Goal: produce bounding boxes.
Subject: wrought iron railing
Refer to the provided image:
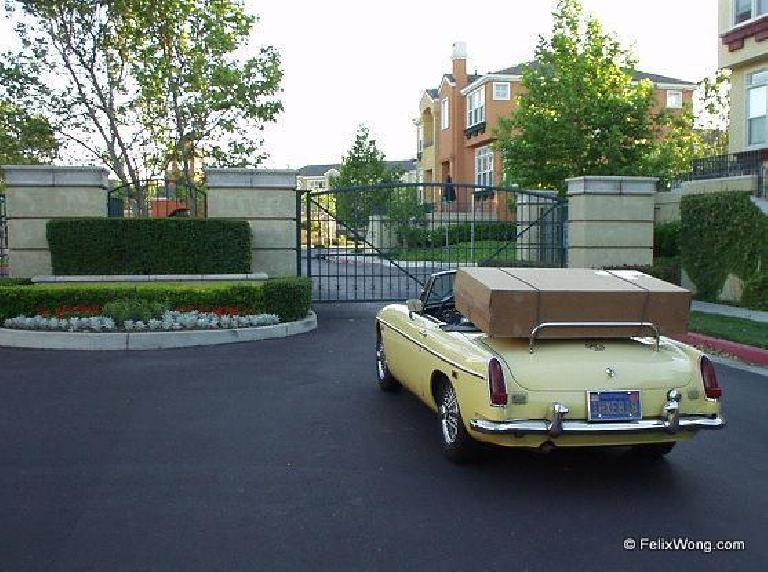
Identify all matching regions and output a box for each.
[670,150,768,198]
[107,178,207,218]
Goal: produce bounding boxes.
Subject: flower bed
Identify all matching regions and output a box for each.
[3,310,280,333]
[0,277,312,322]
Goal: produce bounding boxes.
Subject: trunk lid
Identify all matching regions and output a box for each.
[474,336,695,391]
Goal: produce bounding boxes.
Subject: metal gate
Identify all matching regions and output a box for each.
[298,182,567,303]
[0,194,8,277]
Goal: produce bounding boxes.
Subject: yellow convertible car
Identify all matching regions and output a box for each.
[375,271,725,462]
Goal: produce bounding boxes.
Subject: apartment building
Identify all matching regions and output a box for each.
[415,43,696,211]
[297,160,418,192]
[719,0,768,154]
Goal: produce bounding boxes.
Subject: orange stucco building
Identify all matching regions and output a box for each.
[415,43,697,211]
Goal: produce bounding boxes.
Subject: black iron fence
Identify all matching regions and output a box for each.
[0,194,7,277]
[300,182,567,302]
[672,150,768,198]
[107,178,207,218]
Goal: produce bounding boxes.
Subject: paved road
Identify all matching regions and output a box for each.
[304,252,440,302]
[1,304,766,571]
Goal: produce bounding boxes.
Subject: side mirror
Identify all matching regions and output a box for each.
[406,299,423,318]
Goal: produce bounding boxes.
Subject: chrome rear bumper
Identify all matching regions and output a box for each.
[470,416,725,436]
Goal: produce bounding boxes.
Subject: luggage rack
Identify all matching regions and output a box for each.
[528,322,661,354]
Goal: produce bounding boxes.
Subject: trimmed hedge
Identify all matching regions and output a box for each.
[606,257,682,285]
[680,192,767,301]
[0,277,312,322]
[742,273,768,311]
[397,222,517,249]
[47,218,252,275]
[0,278,33,287]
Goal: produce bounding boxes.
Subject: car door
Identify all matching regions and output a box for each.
[402,311,442,400]
[402,272,457,400]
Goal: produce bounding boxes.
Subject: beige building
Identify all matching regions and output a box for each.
[719,0,768,155]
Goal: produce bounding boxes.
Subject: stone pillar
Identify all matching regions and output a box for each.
[2,165,108,278]
[206,169,297,277]
[567,176,656,269]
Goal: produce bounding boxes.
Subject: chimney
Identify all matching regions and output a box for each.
[451,41,468,88]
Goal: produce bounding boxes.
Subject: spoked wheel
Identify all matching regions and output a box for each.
[438,380,478,463]
[376,333,400,392]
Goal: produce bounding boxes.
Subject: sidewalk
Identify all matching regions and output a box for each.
[692,300,768,324]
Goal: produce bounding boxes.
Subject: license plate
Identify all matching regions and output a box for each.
[587,390,641,422]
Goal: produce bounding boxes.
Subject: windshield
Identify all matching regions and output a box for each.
[423,272,456,306]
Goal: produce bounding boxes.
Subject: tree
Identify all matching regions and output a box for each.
[329,126,404,230]
[0,100,59,165]
[494,0,658,193]
[0,0,282,214]
[119,0,283,213]
[696,68,731,156]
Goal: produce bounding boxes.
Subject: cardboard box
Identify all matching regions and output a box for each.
[454,268,691,338]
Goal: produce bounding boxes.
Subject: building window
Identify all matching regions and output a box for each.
[666,90,683,109]
[417,125,423,154]
[748,70,768,147]
[467,86,486,127]
[735,0,768,25]
[475,146,494,187]
[493,82,511,101]
[441,98,449,130]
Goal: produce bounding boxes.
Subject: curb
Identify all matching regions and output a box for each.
[676,332,768,367]
[0,311,317,351]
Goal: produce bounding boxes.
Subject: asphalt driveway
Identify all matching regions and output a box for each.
[0,304,766,571]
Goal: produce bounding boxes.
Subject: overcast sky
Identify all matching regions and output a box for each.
[0,0,720,170]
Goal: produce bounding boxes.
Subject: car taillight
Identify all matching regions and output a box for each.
[488,358,508,406]
[700,355,722,399]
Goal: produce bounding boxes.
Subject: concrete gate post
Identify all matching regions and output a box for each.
[566,176,657,269]
[2,165,109,278]
[206,169,298,277]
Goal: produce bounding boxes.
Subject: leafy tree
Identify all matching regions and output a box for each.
[0,0,282,214]
[329,126,404,230]
[696,68,731,155]
[0,100,58,165]
[494,0,658,193]
[0,100,59,192]
[119,0,283,213]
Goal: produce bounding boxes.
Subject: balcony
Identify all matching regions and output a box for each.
[464,121,486,139]
[676,150,768,198]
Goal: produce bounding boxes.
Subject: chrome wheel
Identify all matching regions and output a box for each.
[440,384,459,444]
[376,338,387,381]
[375,333,399,391]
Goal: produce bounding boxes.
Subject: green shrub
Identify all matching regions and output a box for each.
[742,273,768,311]
[605,257,682,285]
[260,277,313,321]
[46,218,252,275]
[680,192,767,301]
[0,278,312,322]
[397,222,517,249]
[103,299,169,324]
[654,221,681,258]
[0,278,33,287]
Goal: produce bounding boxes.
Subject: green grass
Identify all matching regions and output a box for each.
[688,311,768,349]
[391,240,517,263]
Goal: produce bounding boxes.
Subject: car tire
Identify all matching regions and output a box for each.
[376,332,400,392]
[632,442,676,458]
[437,379,478,463]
